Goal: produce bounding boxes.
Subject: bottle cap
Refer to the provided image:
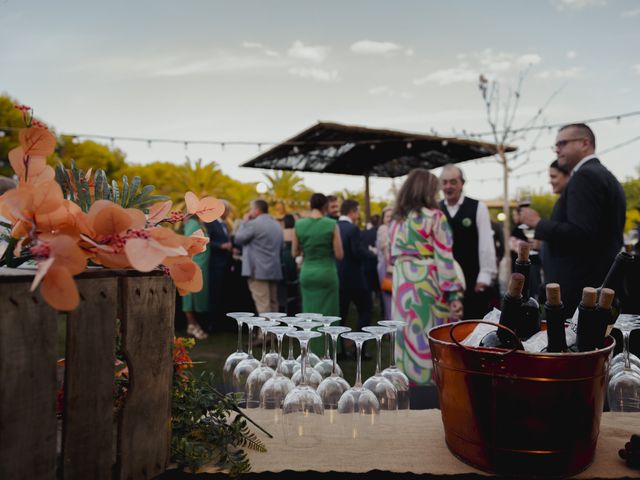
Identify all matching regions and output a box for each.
[581,287,597,308]
[508,273,525,298]
[517,242,530,262]
[545,283,562,306]
[598,288,615,310]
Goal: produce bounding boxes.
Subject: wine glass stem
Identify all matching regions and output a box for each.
[623,330,631,369]
[355,341,363,387]
[247,325,254,357]
[276,335,284,372]
[375,336,382,375]
[261,328,268,363]
[331,334,338,375]
[288,334,294,359]
[300,339,309,386]
[388,330,396,368]
[236,320,243,352]
[323,330,330,358]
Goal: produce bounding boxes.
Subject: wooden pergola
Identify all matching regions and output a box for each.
[241,122,516,219]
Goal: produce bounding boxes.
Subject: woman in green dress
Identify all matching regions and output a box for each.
[292,193,344,353]
[181,217,210,340]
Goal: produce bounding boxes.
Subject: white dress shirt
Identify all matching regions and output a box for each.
[338,215,353,224]
[444,195,497,286]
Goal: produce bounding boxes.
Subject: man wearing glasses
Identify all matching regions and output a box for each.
[519,123,626,314]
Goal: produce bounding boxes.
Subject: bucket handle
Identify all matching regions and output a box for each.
[448,320,524,355]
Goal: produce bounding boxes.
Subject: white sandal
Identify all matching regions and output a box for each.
[187,324,208,340]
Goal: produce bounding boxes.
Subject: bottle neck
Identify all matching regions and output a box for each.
[544,303,567,352]
[514,260,531,298]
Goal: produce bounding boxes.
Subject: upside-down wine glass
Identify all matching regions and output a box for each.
[282,330,325,447]
[245,319,279,408]
[278,317,302,378]
[316,326,351,438]
[609,314,640,374]
[262,312,287,370]
[291,320,324,389]
[378,320,411,411]
[232,317,264,399]
[362,326,398,412]
[295,313,323,366]
[338,332,380,439]
[314,316,343,379]
[222,312,254,393]
[260,325,296,424]
[608,315,640,411]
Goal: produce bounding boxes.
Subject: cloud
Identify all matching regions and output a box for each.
[242,41,264,49]
[551,0,608,11]
[288,66,339,82]
[413,67,477,86]
[287,40,329,63]
[633,64,640,75]
[621,8,640,17]
[350,40,403,55]
[566,50,577,59]
[516,53,542,66]
[368,85,413,98]
[536,67,583,79]
[242,41,281,57]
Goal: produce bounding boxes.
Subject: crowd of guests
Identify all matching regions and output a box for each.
[182,122,629,387]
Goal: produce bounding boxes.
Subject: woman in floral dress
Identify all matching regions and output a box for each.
[389,169,464,385]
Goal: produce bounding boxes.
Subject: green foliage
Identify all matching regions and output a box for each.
[54,160,169,212]
[171,371,267,476]
[622,178,640,211]
[55,135,127,177]
[530,193,558,220]
[0,95,34,177]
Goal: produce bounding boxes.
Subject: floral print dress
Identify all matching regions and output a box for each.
[389,208,464,385]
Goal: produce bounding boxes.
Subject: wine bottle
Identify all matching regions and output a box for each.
[598,251,635,335]
[570,287,600,352]
[480,273,525,349]
[513,242,540,339]
[595,287,615,349]
[544,283,568,353]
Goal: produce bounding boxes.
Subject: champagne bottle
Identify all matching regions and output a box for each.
[480,273,525,349]
[598,251,635,335]
[544,283,568,353]
[595,287,615,349]
[570,287,600,352]
[513,242,541,339]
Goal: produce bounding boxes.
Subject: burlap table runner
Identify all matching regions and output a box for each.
[202,409,639,478]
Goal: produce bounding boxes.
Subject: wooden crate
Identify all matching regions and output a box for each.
[0,268,176,480]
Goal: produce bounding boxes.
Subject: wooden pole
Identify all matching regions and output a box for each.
[364,173,371,223]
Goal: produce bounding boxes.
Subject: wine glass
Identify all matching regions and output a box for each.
[260,325,296,423]
[222,312,254,393]
[378,320,411,411]
[291,320,324,389]
[277,317,302,378]
[362,326,398,412]
[607,315,640,411]
[245,319,279,408]
[316,326,351,439]
[314,316,343,379]
[338,332,380,439]
[232,317,264,400]
[262,312,287,370]
[295,313,323,366]
[282,330,325,447]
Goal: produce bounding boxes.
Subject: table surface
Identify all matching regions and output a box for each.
[198,409,640,479]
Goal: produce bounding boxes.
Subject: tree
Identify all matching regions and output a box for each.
[478,71,563,276]
[56,135,127,177]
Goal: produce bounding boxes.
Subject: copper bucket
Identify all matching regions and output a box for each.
[428,320,614,478]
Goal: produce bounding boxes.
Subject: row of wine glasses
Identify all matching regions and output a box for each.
[608,314,640,412]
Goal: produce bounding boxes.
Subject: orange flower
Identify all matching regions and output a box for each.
[184,191,225,223]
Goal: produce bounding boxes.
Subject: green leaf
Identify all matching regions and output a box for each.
[121,175,129,207]
[78,174,91,212]
[94,169,105,201]
[111,180,120,204]
[128,176,142,206]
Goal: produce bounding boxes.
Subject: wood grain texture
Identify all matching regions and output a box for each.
[62,277,118,480]
[117,275,175,480]
[0,283,58,480]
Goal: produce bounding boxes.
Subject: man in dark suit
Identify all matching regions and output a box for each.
[520,123,626,314]
[205,201,233,332]
[337,199,375,358]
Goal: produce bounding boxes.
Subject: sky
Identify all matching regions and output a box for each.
[1,0,639,202]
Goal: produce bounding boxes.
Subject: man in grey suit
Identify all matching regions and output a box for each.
[233,199,283,314]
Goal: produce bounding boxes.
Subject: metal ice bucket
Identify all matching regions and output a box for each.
[428,320,614,478]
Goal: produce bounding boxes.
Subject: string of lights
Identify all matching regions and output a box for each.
[1,109,638,149]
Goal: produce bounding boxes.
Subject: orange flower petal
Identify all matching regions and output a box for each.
[30,257,55,292]
[8,147,47,180]
[123,238,167,272]
[148,227,184,248]
[19,127,57,157]
[26,165,55,185]
[31,180,64,215]
[40,266,80,311]
[173,263,203,293]
[194,196,225,223]
[93,204,133,236]
[167,257,197,283]
[126,208,147,230]
[47,234,88,275]
[147,200,173,225]
[184,191,199,214]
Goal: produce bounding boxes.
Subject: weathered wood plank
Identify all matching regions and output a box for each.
[62,277,118,480]
[0,283,58,480]
[117,276,175,480]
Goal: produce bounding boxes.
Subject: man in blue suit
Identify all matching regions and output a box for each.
[337,199,376,358]
[205,200,233,332]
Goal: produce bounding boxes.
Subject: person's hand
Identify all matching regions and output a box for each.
[519,207,541,229]
[475,282,490,293]
[530,239,541,251]
[450,300,463,320]
[232,248,241,256]
[243,212,252,221]
[220,241,232,251]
